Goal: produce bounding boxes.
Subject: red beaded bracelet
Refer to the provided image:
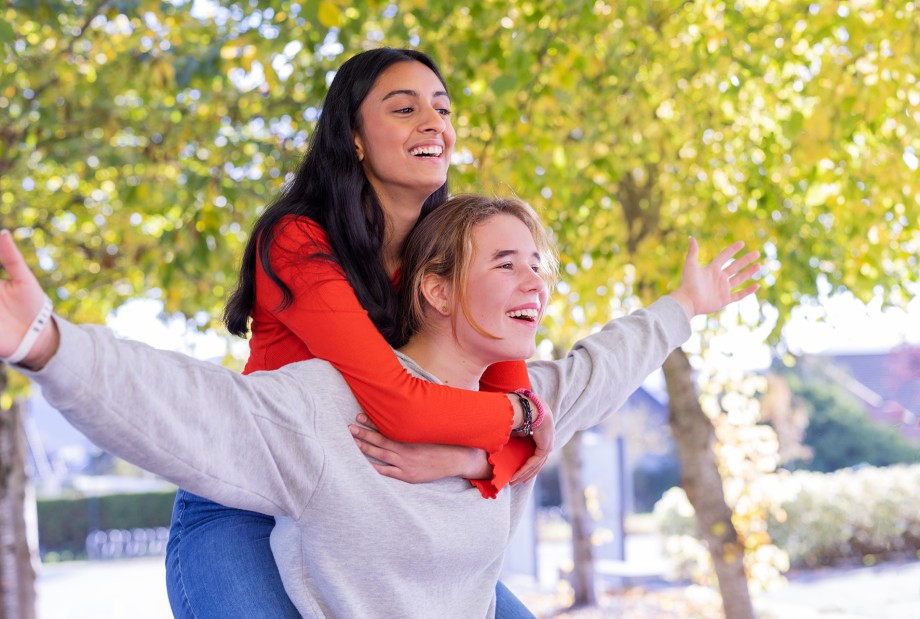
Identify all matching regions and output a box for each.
[513,388,546,430]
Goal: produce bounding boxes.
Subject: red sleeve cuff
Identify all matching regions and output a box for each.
[468,436,536,499]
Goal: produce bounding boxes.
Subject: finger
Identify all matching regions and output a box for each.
[510,452,546,485]
[730,283,760,303]
[353,437,399,464]
[510,465,535,485]
[355,413,378,430]
[369,461,407,481]
[349,424,391,449]
[711,241,745,270]
[724,250,760,277]
[729,262,761,287]
[511,461,541,485]
[511,462,540,485]
[0,230,37,284]
[509,454,536,484]
[685,236,699,266]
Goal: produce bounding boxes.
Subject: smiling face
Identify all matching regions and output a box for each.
[452,213,549,365]
[353,61,457,214]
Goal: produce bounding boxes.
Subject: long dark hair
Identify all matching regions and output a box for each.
[224,48,449,345]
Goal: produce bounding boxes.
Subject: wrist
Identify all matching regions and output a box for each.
[506,393,524,430]
[510,392,534,436]
[18,319,60,371]
[513,389,546,431]
[463,449,492,480]
[2,295,57,370]
[667,291,695,319]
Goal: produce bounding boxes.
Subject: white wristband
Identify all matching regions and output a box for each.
[2,295,53,365]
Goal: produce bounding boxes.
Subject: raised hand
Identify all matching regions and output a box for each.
[668,237,761,318]
[0,230,58,367]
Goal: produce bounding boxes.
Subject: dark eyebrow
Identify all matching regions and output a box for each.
[491,249,541,262]
[381,89,451,102]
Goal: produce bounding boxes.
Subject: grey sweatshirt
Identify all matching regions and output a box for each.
[20,297,690,618]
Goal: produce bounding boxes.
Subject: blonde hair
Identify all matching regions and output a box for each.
[398,194,558,345]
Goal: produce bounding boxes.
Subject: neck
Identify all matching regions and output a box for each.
[378,194,426,278]
[398,324,486,391]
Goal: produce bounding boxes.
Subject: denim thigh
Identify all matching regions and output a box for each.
[165,488,300,619]
[495,580,536,619]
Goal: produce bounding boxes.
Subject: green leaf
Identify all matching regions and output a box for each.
[318,2,341,28]
[0,19,14,45]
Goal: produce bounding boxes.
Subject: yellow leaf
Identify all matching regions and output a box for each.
[553,146,567,168]
[318,2,340,28]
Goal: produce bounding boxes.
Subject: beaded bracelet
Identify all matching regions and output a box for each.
[513,388,546,431]
[510,392,534,436]
[1,295,53,365]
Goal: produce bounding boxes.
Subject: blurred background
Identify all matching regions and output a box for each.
[2,0,919,617]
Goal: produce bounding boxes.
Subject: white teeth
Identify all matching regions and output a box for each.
[505,308,539,320]
[409,145,443,157]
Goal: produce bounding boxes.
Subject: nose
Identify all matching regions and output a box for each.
[521,266,547,295]
[419,103,446,133]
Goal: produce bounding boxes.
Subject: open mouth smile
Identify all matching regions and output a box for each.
[409,145,444,158]
[505,308,539,323]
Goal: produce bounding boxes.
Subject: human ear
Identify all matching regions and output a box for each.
[353,132,365,162]
[420,273,451,316]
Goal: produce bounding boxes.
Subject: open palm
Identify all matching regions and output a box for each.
[0,230,50,359]
[672,237,761,317]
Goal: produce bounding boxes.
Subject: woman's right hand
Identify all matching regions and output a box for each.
[350,414,493,483]
[0,230,59,369]
[510,400,554,485]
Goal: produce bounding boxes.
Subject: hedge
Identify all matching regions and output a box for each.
[654,464,920,570]
[37,490,177,559]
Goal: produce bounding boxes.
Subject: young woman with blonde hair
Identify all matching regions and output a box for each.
[0,193,759,617]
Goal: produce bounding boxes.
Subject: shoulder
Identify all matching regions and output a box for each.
[272,358,356,408]
[271,215,330,250]
[259,216,334,274]
[272,357,348,386]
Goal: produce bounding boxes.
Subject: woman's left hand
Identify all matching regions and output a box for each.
[350,414,492,483]
[668,237,761,318]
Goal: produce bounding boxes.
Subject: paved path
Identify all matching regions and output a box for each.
[756,560,920,619]
[37,557,170,619]
[36,554,920,618]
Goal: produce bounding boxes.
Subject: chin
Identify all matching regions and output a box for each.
[506,345,537,362]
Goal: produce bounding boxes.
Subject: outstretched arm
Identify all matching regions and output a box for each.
[530,238,761,445]
[1,230,321,517]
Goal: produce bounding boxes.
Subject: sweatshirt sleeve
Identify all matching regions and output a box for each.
[18,318,324,520]
[253,218,515,453]
[527,297,692,448]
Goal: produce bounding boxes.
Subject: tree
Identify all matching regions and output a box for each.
[412,2,919,615]
[3,1,919,617]
[0,0,367,611]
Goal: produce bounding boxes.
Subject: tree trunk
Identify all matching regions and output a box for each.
[663,348,753,619]
[0,366,36,619]
[559,431,597,608]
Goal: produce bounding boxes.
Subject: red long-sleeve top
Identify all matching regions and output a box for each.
[243,216,534,498]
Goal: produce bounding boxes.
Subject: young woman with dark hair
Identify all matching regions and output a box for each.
[165,48,552,618]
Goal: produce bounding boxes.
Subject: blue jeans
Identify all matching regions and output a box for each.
[166,489,535,618]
